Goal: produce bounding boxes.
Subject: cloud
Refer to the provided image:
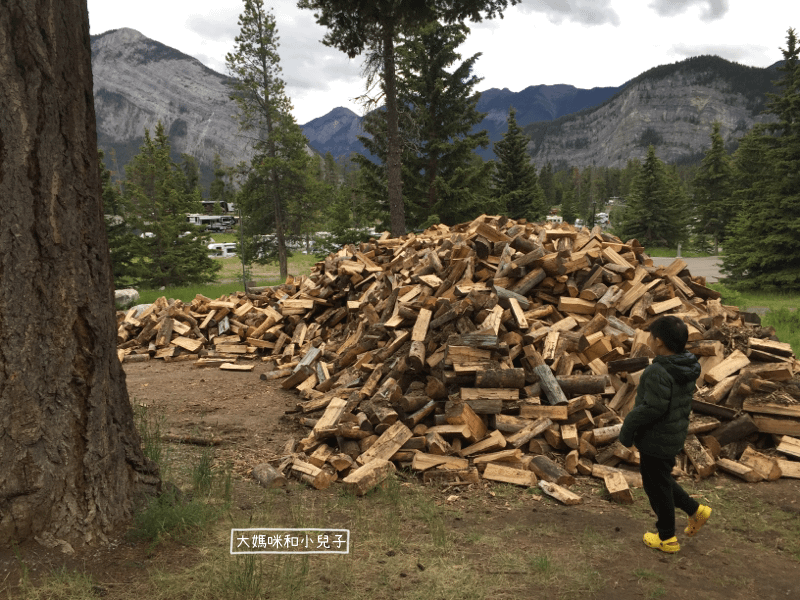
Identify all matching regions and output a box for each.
[649,0,729,22]
[185,10,242,41]
[517,0,621,27]
[670,42,773,65]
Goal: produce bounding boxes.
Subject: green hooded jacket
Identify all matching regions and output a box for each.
[618,352,701,459]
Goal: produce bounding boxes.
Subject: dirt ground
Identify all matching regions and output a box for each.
[2,360,799,600]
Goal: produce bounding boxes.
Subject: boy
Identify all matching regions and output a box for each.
[619,316,712,553]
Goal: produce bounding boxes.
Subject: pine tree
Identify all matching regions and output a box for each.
[539,163,556,208]
[398,22,493,228]
[299,0,520,236]
[722,28,800,289]
[209,153,234,213]
[100,149,137,285]
[616,146,689,247]
[492,107,546,221]
[692,122,734,254]
[226,0,311,279]
[123,123,220,288]
[355,21,494,229]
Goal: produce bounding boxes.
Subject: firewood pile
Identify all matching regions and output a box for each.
[116,214,800,502]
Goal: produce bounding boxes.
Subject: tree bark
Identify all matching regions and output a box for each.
[383,26,406,237]
[0,0,159,547]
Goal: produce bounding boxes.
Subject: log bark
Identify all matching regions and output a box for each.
[0,1,158,546]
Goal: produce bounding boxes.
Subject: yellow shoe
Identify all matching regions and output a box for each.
[685,505,712,538]
[643,532,680,553]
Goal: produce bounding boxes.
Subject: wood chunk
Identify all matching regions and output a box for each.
[739,446,782,481]
[461,429,508,456]
[684,434,716,479]
[291,459,336,490]
[752,415,800,436]
[505,417,553,449]
[356,421,414,466]
[776,436,800,460]
[475,368,526,389]
[603,471,634,504]
[591,464,643,488]
[412,453,469,471]
[529,455,575,486]
[592,423,623,445]
[252,463,287,488]
[519,405,569,421]
[422,467,481,485]
[472,448,524,466]
[704,350,750,385]
[777,459,800,479]
[538,480,582,505]
[445,401,488,442]
[715,458,764,483]
[342,459,395,495]
[711,414,759,446]
[220,362,254,372]
[483,463,537,487]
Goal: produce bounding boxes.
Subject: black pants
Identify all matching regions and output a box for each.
[639,453,700,540]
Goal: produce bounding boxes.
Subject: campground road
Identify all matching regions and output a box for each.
[649,256,723,283]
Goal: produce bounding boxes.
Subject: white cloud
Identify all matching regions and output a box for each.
[517,0,621,26]
[648,0,729,22]
[670,42,774,65]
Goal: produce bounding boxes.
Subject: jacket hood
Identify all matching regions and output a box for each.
[654,352,701,384]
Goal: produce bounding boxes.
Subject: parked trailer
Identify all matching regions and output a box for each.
[187,213,236,232]
[208,242,238,258]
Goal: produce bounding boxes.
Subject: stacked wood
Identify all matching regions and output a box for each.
[115,214,800,495]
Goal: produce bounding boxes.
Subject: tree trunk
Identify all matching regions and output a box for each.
[0,0,159,547]
[383,27,406,237]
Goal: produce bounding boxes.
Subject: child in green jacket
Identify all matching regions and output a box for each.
[619,316,712,553]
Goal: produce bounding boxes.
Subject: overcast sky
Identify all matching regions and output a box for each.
[86,0,794,124]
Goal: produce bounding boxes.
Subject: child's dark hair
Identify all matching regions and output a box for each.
[648,315,688,353]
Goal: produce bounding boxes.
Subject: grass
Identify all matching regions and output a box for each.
[710,283,800,352]
[645,246,717,258]
[134,252,320,305]
[13,473,800,600]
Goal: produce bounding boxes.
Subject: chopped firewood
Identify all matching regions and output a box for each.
[483,463,537,487]
[716,458,764,483]
[603,471,634,504]
[115,214,797,493]
[538,480,582,505]
[739,446,782,481]
[342,459,395,495]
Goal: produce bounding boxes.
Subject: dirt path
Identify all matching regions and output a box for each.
[2,362,798,600]
[120,362,800,599]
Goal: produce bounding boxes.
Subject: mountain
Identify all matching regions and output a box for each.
[301,107,364,160]
[522,55,778,169]
[91,28,251,186]
[298,84,623,161]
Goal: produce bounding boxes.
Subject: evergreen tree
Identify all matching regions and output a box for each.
[227,0,311,279]
[209,153,234,213]
[398,22,493,228]
[539,163,556,208]
[298,0,520,236]
[100,149,137,285]
[616,146,689,247]
[692,122,734,253]
[492,107,546,221]
[723,28,800,289]
[123,123,220,288]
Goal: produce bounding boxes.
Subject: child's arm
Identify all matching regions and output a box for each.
[618,367,671,447]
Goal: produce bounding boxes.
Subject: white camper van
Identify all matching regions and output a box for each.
[208,242,238,258]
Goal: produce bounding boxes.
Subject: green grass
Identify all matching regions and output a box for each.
[645,246,717,258]
[133,253,320,305]
[710,284,800,353]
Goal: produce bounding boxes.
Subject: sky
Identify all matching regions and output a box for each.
[86,0,795,124]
